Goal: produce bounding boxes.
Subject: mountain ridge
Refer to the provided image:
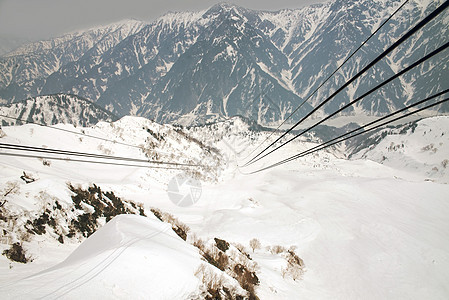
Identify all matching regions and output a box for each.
[0,93,118,127]
[0,0,447,125]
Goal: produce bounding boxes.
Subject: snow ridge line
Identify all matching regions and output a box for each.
[20,225,170,299]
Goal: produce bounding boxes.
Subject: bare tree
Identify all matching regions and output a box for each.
[249,238,261,253]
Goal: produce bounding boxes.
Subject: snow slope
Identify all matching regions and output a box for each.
[197,162,449,299]
[349,116,449,183]
[0,215,203,299]
[0,116,448,299]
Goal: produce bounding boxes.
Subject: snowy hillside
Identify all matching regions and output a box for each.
[0,115,448,299]
[0,94,118,127]
[1,0,447,125]
[348,116,449,182]
[1,215,207,298]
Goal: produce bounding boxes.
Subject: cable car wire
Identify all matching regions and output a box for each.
[0,142,201,167]
[243,1,449,166]
[0,152,191,170]
[244,39,449,166]
[242,0,411,161]
[245,92,449,174]
[0,114,170,156]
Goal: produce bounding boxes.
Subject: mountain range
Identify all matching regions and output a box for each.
[0,0,448,126]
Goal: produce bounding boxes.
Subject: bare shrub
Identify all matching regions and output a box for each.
[286,249,304,267]
[202,246,229,271]
[139,144,160,160]
[269,245,286,255]
[150,208,163,221]
[149,207,190,241]
[151,210,260,298]
[191,234,205,252]
[192,238,259,298]
[195,264,244,299]
[19,230,32,243]
[233,243,247,253]
[68,184,146,238]
[281,248,305,281]
[1,184,147,263]
[289,266,303,281]
[442,159,448,168]
[233,243,252,261]
[27,210,57,235]
[233,263,259,299]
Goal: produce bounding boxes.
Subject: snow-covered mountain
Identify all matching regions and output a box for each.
[0,94,118,127]
[0,0,448,125]
[0,20,145,102]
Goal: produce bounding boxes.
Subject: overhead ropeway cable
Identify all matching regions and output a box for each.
[0,114,169,156]
[242,0,411,161]
[244,39,449,166]
[243,90,449,174]
[0,142,201,167]
[0,152,192,170]
[243,0,449,167]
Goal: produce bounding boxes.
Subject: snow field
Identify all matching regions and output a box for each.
[0,116,448,299]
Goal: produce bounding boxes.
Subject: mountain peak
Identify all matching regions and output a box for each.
[205,2,247,16]
[211,2,241,10]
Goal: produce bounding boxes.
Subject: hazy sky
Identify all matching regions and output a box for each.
[0,0,326,40]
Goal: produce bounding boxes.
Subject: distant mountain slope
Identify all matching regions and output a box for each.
[0,94,118,127]
[0,20,145,101]
[137,4,312,125]
[0,0,447,125]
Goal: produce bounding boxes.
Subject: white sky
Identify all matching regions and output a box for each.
[0,0,326,40]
